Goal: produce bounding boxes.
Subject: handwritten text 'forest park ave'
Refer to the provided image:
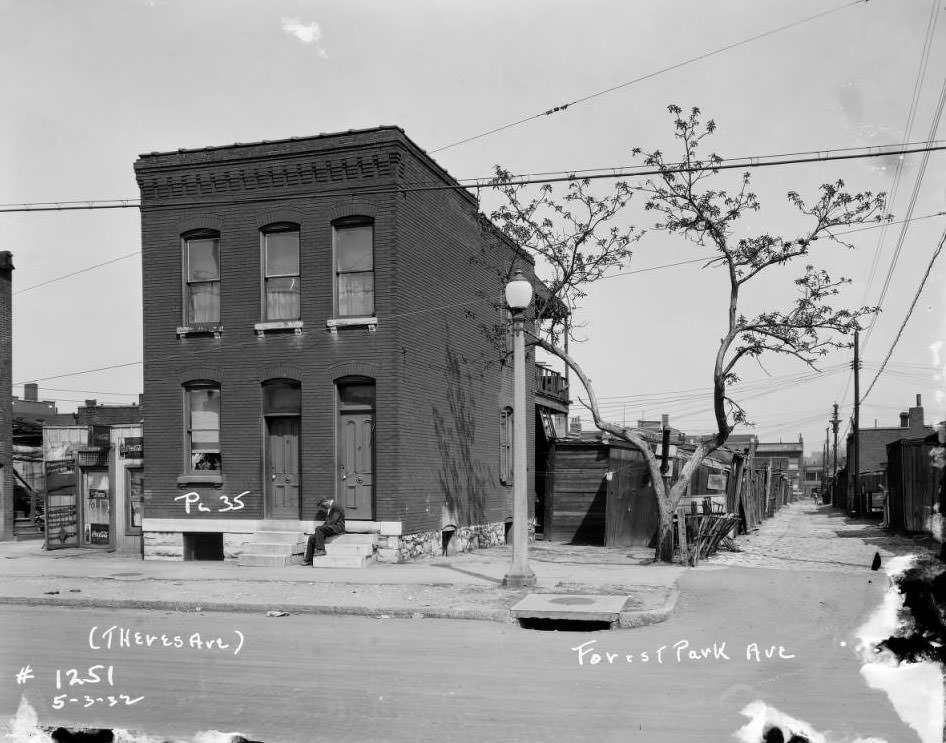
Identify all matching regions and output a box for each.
[571,640,796,666]
[174,491,248,514]
[88,626,245,656]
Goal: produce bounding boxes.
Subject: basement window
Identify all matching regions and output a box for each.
[183,532,223,561]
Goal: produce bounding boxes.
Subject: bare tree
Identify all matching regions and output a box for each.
[489,168,640,344]
[495,105,889,562]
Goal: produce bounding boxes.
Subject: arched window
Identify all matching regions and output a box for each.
[260,223,301,321]
[184,381,221,473]
[262,378,301,416]
[182,230,220,325]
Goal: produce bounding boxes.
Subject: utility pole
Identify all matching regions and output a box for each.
[852,329,861,517]
[830,403,840,507]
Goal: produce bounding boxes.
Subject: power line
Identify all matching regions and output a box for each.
[430,0,867,153]
[5,140,946,214]
[863,70,946,352]
[14,251,140,295]
[14,361,143,385]
[862,223,946,403]
[860,0,941,305]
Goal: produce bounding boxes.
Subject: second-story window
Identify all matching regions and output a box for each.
[261,223,301,321]
[183,230,220,325]
[334,219,374,317]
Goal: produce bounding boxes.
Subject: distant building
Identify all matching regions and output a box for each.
[844,394,932,515]
[802,454,825,501]
[75,398,143,427]
[753,435,805,497]
[12,383,59,424]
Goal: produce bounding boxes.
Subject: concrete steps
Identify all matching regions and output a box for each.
[239,526,378,568]
[239,525,307,567]
[311,554,375,568]
[239,553,304,567]
[310,533,377,569]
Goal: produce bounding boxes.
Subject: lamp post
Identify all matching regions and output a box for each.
[503,270,536,589]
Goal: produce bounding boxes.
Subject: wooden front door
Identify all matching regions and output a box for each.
[338,412,373,519]
[267,417,300,519]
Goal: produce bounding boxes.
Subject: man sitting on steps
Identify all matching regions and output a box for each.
[302,497,346,565]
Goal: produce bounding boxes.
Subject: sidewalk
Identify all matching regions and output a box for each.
[0,538,684,627]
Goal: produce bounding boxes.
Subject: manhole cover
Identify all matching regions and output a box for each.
[549,596,596,605]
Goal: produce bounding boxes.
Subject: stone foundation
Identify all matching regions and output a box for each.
[375,521,507,564]
[143,531,254,561]
[144,522,514,564]
[143,531,183,560]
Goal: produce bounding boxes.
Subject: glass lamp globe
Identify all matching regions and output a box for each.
[504,270,533,310]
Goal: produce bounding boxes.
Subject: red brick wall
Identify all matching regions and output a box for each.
[136,129,535,534]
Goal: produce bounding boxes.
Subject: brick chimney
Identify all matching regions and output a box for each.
[84,399,97,409]
[908,394,924,431]
[900,412,909,428]
[661,413,669,428]
[24,383,38,402]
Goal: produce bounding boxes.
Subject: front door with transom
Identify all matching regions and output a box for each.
[266,417,300,519]
[337,379,375,520]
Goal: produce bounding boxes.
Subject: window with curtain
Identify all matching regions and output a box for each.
[184,231,220,325]
[500,407,514,484]
[261,224,301,321]
[185,383,221,472]
[334,220,374,317]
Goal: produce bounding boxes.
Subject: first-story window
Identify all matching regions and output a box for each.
[186,383,221,472]
[261,223,301,321]
[500,406,514,484]
[183,230,221,325]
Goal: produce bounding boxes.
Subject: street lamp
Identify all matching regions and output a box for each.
[503,270,537,589]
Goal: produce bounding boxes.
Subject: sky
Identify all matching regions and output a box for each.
[1,0,944,458]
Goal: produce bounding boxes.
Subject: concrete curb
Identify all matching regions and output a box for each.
[0,588,678,627]
[0,595,516,622]
[618,588,679,628]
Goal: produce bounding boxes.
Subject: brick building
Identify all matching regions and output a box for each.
[844,394,932,515]
[753,436,805,499]
[134,126,542,562]
[0,252,13,540]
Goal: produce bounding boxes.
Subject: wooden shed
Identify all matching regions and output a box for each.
[886,436,938,534]
[545,437,658,547]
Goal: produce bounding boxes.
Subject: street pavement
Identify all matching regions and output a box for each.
[0,501,936,625]
[1,501,941,743]
[0,534,683,626]
[705,499,937,573]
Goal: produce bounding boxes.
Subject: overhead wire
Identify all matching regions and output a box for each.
[862,69,946,352]
[14,251,140,295]
[859,0,940,304]
[430,0,868,153]
[862,223,946,403]
[5,140,946,214]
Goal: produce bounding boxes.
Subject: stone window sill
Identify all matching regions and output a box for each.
[177,325,223,339]
[255,320,303,336]
[176,474,223,487]
[326,317,378,336]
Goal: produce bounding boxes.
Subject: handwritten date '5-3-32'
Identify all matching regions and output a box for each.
[52,694,144,710]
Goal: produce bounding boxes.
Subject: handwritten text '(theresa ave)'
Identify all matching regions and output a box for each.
[88,626,245,656]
